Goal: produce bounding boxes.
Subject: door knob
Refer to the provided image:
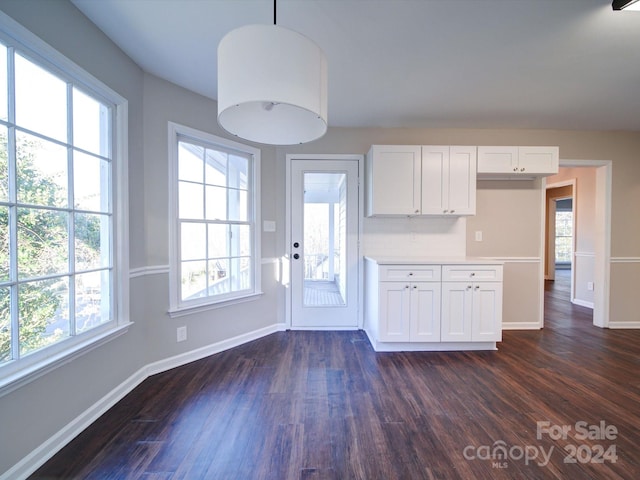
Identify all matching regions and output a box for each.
[293,242,299,248]
[293,253,300,260]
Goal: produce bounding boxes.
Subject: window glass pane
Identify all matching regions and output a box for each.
[0,286,10,364]
[205,185,227,220]
[73,87,109,157]
[237,225,251,257]
[208,224,228,259]
[178,142,203,183]
[228,154,248,190]
[0,206,8,281]
[16,131,68,208]
[15,53,67,143]
[19,277,69,356]
[239,256,252,290]
[227,256,250,292]
[76,270,110,332]
[179,181,203,219]
[0,126,7,202]
[180,222,206,261]
[226,189,248,222]
[74,151,109,213]
[208,258,229,294]
[181,260,206,301]
[205,149,227,186]
[75,213,110,271]
[0,43,7,122]
[18,208,69,279]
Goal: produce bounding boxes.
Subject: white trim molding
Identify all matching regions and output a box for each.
[2,323,286,480]
[483,257,541,263]
[608,322,640,329]
[610,257,640,263]
[129,265,170,278]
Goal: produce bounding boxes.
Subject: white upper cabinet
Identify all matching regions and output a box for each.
[421,145,476,215]
[366,145,421,216]
[477,146,559,178]
[367,144,476,216]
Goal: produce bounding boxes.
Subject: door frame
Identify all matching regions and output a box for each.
[285,154,365,329]
[539,159,612,329]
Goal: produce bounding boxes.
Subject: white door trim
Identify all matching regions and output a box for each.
[539,159,612,329]
[285,154,365,330]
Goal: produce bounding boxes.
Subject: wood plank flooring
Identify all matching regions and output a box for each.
[31,273,640,479]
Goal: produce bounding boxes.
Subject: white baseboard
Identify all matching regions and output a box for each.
[572,298,594,309]
[502,322,542,330]
[608,322,640,329]
[146,323,286,376]
[2,367,148,480]
[3,323,287,480]
[369,340,497,352]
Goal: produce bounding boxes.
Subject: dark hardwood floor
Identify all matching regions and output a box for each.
[31,273,640,479]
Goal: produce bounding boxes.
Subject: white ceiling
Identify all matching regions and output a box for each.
[71,0,640,131]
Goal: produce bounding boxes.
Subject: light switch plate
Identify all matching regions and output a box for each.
[263,220,276,232]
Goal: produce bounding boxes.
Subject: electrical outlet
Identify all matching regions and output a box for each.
[177,326,187,342]
[587,282,594,291]
[475,231,483,242]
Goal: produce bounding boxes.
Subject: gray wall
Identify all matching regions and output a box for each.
[2,0,640,475]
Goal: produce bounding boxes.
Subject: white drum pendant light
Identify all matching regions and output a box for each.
[217,7,328,145]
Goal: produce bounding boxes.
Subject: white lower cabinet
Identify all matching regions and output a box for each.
[441,282,502,342]
[379,281,441,342]
[364,258,503,351]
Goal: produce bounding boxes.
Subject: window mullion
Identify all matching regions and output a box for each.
[66,83,76,336]
[6,46,19,361]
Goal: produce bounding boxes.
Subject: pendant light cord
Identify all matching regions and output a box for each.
[274,0,277,25]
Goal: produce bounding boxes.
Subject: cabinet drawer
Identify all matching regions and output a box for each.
[379,265,441,282]
[442,265,502,282]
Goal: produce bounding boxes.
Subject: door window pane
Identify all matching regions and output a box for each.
[303,173,346,306]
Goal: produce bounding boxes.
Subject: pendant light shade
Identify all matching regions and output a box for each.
[217,24,328,145]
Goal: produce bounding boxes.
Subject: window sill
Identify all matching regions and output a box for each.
[168,291,264,318]
[0,322,133,398]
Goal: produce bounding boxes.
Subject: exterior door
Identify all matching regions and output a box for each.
[290,159,359,328]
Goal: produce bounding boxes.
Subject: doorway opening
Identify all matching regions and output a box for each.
[541,160,611,329]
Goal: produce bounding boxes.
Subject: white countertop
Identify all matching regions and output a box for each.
[364,256,504,265]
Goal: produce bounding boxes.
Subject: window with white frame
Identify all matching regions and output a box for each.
[169,123,261,313]
[0,14,128,390]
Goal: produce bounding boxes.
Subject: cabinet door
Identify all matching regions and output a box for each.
[410,282,441,342]
[472,282,503,342]
[379,283,411,342]
[446,146,476,215]
[477,146,519,174]
[367,145,421,216]
[441,283,473,342]
[420,146,447,214]
[517,147,559,175]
